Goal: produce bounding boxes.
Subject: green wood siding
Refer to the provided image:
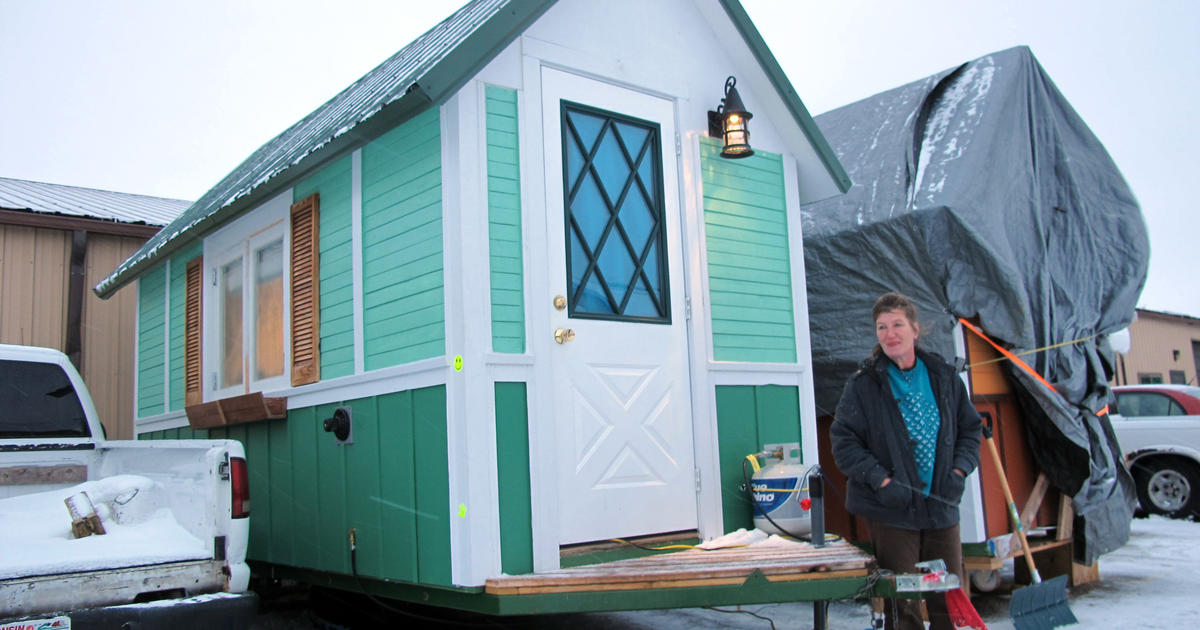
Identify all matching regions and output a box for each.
[486,86,525,353]
[136,267,167,417]
[700,137,796,362]
[361,108,445,371]
[295,155,355,380]
[145,385,452,586]
[167,242,203,411]
[714,385,802,532]
[494,382,532,574]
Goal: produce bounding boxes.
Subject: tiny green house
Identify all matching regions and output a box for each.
[99,0,855,612]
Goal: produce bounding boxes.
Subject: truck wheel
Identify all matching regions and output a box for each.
[1131,457,1200,518]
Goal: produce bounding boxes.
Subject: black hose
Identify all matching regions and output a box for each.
[347,536,508,628]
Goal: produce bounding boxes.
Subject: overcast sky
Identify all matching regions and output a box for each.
[2,0,1196,317]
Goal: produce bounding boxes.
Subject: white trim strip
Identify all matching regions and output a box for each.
[134,359,451,435]
[282,358,446,408]
[782,152,822,466]
[135,410,189,434]
[351,149,365,376]
[162,258,172,414]
[708,361,806,373]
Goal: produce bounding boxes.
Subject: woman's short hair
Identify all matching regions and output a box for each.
[872,292,919,325]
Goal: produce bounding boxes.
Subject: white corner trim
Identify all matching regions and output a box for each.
[783,151,822,466]
[351,149,365,376]
[162,258,172,415]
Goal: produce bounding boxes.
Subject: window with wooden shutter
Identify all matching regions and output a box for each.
[290,193,320,386]
[184,257,204,406]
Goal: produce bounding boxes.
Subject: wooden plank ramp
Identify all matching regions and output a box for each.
[486,540,874,595]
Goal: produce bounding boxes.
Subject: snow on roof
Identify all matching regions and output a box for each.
[94,0,847,299]
[0,176,189,227]
[94,0,545,298]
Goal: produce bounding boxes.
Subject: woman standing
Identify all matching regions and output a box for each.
[831,292,982,630]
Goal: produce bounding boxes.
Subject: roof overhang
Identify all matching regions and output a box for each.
[96,0,848,297]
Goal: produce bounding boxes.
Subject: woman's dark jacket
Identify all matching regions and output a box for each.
[831,348,982,530]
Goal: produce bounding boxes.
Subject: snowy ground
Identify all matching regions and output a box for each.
[253,515,1199,629]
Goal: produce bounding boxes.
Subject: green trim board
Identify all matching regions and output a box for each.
[294,155,355,380]
[700,138,797,363]
[361,108,446,371]
[167,241,203,411]
[140,385,452,587]
[494,382,532,575]
[714,384,803,533]
[136,267,167,417]
[486,86,526,353]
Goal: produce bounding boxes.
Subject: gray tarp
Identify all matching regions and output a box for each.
[801,46,1148,563]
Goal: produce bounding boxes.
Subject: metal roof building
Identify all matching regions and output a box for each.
[0,176,190,440]
[0,176,187,228]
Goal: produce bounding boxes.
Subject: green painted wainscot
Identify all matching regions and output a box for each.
[714,384,803,533]
[144,385,452,587]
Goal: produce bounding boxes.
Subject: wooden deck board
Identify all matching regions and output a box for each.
[486,540,874,595]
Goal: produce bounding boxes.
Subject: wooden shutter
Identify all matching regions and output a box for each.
[184,257,204,406]
[290,193,320,386]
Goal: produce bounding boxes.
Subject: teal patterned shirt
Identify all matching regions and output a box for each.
[887,358,941,496]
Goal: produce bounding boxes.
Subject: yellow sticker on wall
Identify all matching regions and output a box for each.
[458,504,467,518]
[453,355,464,372]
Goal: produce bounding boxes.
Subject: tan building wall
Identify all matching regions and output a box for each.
[0,224,70,348]
[1114,309,1200,386]
[0,221,148,439]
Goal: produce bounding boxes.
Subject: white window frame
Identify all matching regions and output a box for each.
[202,190,292,400]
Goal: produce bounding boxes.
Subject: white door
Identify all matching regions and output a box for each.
[540,68,698,545]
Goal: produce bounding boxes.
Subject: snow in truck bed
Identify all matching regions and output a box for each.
[0,475,209,580]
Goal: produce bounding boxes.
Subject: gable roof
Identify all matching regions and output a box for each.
[96,0,847,298]
[0,176,187,227]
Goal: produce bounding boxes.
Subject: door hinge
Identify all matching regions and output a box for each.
[675,133,682,156]
[684,295,692,321]
[695,468,702,493]
[211,372,217,391]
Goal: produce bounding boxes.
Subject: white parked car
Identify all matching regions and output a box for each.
[1110,384,1200,519]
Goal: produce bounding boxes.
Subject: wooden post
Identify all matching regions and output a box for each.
[64,491,106,538]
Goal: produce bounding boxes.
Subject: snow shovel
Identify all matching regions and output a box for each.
[981,414,1077,630]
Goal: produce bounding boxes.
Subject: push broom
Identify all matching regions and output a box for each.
[982,414,1077,630]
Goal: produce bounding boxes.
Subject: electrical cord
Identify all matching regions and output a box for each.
[608,537,724,552]
[703,605,779,630]
[347,529,509,628]
[742,457,844,544]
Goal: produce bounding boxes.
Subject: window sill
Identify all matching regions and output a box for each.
[185,392,287,430]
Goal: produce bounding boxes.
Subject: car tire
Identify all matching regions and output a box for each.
[1130,457,1200,519]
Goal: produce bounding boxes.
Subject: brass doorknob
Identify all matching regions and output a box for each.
[554,328,576,344]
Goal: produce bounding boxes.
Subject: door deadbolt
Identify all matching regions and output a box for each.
[553,295,567,311]
[554,328,576,344]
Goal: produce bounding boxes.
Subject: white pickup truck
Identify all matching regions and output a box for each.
[0,344,256,628]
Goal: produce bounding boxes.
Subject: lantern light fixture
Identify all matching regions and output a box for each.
[707,75,754,159]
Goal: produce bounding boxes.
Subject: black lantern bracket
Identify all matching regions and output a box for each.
[707,75,754,158]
